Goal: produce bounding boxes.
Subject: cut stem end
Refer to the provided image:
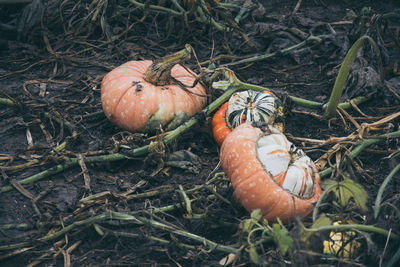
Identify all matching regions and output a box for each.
[144,44,193,86]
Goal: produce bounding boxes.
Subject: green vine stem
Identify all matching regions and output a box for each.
[312,183,338,222]
[223,35,322,67]
[127,0,182,16]
[323,35,382,119]
[93,224,198,251]
[127,0,240,33]
[0,193,218,231]
[1,131,79,172]
[137,214,239,254]
[0,212,110,251]
[0,0,31,3]
[386,245,400,267]
[304,224,399,240]
[214,70,370,110]
[373,163,400,219]
[0,97,15,106]
[0,109,78,172]
[0,86,239,193]
[0,211,239,254]
[319,130,400,178]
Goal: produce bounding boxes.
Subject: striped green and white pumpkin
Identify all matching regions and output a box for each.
[226,90,281,129]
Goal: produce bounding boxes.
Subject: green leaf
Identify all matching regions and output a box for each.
[300,215,332,246]
[323,178,368,212]
[312,215,333,228]
[250,209,262,221]
[270,222,294,255]
[241,219,253,233]
[248,245,259,264]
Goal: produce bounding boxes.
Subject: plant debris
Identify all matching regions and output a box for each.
[1,0,400,266]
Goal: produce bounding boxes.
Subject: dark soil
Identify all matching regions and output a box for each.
[1,0,400,266]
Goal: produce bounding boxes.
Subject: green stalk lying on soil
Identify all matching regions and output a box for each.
[218,72,370,109]
[0,97,15,106]
[323,35,382,119]
[373,163,400,219]
[223,35,323,67]
[1,131,79,172]
[303,224,399,240]
[0,211,239,254]
[0,0,32,3]
[93,224,198,251]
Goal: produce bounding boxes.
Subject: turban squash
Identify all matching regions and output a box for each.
[220,122,321,223]
[101,45,207,133]
[212,90,283,146]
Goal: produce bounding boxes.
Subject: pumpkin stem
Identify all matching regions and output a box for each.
[144,44,193,86]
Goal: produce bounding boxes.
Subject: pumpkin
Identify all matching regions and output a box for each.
[220,122,321,223]
[101,45,207,133]
[212,90,283,146]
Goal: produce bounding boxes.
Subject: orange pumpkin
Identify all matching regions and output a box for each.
[101,45,207,133]
[220,122,321,223]
[212,90,283,146]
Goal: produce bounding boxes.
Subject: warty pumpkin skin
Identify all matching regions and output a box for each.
[220,122,322,223]
[212,90,283,146]
[101,47,207,133]
[211,102,231,147]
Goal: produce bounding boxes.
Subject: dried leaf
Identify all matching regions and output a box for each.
[218,253,237,266]
[165,150,202,174]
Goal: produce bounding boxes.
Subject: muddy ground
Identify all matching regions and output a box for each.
[1,0,400,266]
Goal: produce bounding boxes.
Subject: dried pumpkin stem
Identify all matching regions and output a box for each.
[144,44,192,86]
[319,130,400,178]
